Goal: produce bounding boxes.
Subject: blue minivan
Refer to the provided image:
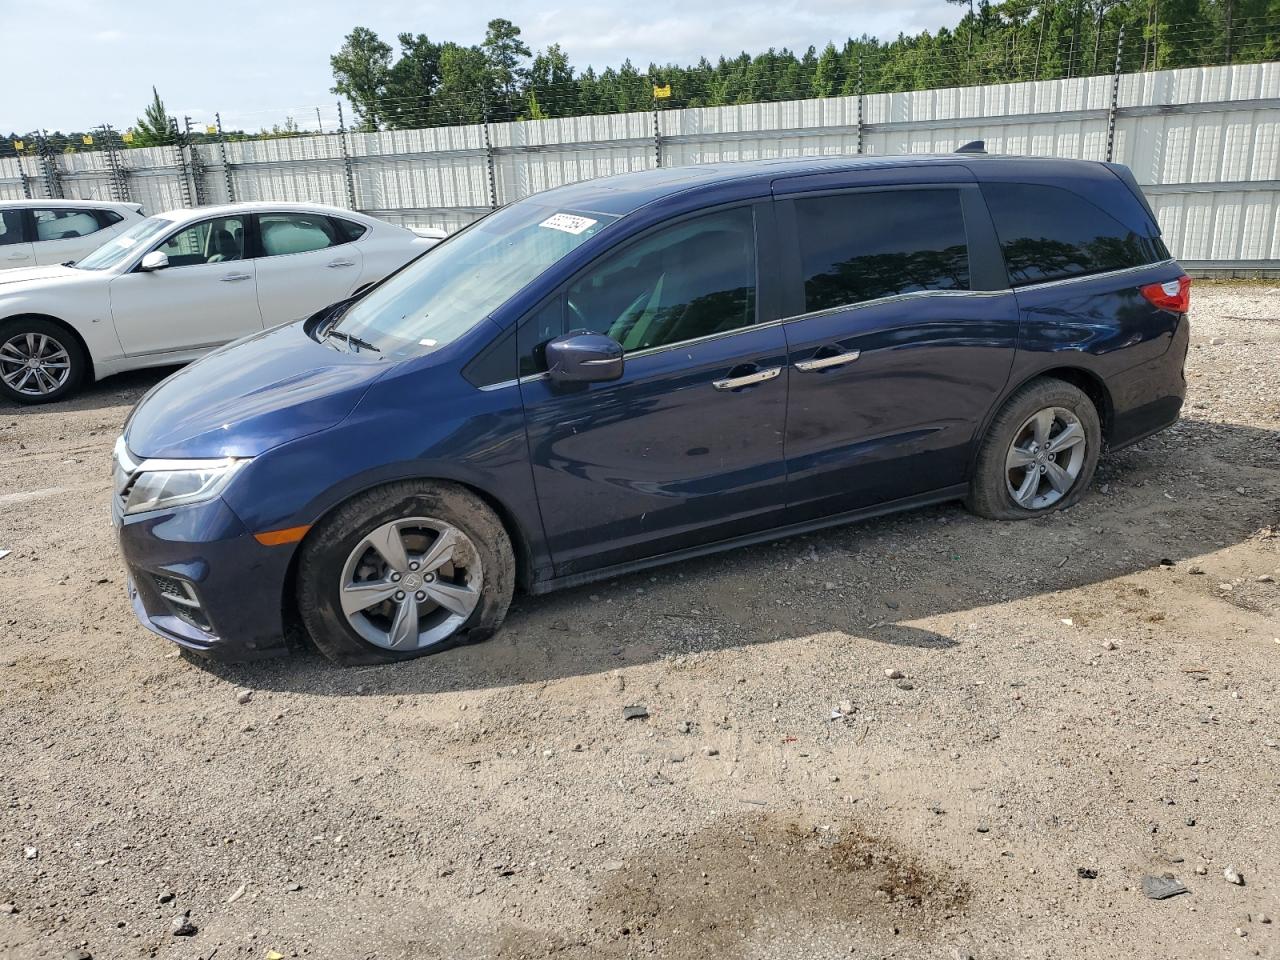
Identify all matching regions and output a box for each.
[113,153,1189,664]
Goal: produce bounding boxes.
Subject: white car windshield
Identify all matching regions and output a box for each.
[329,202,619,356]
[76,217,172,271]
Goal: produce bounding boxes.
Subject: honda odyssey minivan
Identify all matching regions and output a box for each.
[113,153,1189,664]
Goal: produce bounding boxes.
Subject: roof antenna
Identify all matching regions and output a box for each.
[955,140,987,154]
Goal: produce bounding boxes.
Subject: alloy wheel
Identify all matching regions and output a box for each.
[338,517,483,651]
[1004,406,1088,510]
[0,332,72,396]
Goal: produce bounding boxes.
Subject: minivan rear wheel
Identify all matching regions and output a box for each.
[297,481,515,665]
[965,378,1102,520]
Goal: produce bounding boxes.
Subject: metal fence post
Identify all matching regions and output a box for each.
[856,55,865,155]
[482,102,498,210]
[184,117,207,206]
[652,95,663,168]
[169,117,194,208]
[336,101,358,210]
[14,151,33,199]
[100,125,131,203]
[214,113,236,204]
[1105,25,1125,163]
[37,132,63,199]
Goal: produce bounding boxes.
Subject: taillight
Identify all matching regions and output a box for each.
[1140,275,1191,313]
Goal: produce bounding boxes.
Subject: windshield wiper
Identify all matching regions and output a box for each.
[324,328,380,353]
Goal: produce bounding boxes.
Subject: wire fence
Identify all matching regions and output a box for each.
[3,49,1280,268]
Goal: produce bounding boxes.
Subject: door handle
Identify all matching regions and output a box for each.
[712,366,781,391]
[6,254,31,261]
[220,273,252,282]
[327,259,355,268]
[795,348,860,372]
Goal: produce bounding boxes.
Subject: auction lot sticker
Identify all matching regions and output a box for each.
[539,213,598,235]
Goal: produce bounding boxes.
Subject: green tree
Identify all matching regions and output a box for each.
[330,26,393,129]
[385,33,444,128]
[482,18,531,116]
[132,86,174,146]
[434,43,492,124]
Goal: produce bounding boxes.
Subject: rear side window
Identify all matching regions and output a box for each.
[793,189,970,313]
[980,182,1168,286]
[93,209,125,228]
[331,218,367,243]
[258,213,340,257]
[33,208,105,241]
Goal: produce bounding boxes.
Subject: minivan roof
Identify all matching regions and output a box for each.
[537,153,1137,219]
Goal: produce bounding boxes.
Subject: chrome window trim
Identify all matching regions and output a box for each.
[1010,258,1177,293]
[778,287,1007,326]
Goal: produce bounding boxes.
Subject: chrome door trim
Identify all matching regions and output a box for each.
[712,366,781,391]
[795,349,861,372]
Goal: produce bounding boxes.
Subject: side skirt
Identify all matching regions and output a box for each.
[527,483,969,595]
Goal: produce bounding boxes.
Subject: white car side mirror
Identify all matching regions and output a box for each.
[140,251,170,272]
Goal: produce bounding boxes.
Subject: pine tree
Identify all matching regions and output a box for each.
[132,87,173,147]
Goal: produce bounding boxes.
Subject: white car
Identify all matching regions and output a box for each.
[0,202,442,403]
[0,199,145,270]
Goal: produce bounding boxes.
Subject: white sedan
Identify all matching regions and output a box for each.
[0,202,443,404]
[0,199,145,270]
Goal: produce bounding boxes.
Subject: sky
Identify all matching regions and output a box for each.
[4,0,961,134]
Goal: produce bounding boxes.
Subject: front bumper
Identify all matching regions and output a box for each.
[114,495,295,660]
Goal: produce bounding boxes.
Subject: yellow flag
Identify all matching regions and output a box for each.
[82,134,94,145]
[12,140,23,151]
[122,131,135,143]
[652,84,671,99]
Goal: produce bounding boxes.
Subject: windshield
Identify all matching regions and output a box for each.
[75,217,173,271]
[330,202,619,356]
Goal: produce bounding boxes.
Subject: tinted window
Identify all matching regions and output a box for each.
[94,209,124,228]
[0,209,27,246]
[331,217,367,243]
[463,325,518,387]
[259,212,339,256]
[794,189,970,312]
[980,182,1168,286]
[518,296,566,377]
[565,206,757,354]
[156,216,246,267]
[33,208,105,241]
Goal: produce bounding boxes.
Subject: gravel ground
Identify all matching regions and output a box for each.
[1,283,1277,960]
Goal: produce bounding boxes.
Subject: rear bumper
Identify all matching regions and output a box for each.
[114,496,294,661]
[1106,310,1189,450]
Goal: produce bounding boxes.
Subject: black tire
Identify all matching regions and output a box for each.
[297,480,514,666]
[965,377,1102,521]
[0,317,87,405]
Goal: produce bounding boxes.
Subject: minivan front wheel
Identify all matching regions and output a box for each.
[966,378,1102,520]
[297,481,515,665]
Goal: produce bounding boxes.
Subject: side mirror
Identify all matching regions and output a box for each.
[545,332,624,385]
[139,250,169,272]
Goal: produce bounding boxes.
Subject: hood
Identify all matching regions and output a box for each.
[0,264,89,288]
[125,320,391,459]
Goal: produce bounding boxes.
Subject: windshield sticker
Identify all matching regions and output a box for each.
[118,236,137,247]
[539,213,598,235]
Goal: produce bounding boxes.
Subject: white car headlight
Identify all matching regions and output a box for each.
[114,438,249,515]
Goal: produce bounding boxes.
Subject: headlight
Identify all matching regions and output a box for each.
[114,438,249,515]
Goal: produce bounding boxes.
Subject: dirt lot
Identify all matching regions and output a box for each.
[1,284,1277,960]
